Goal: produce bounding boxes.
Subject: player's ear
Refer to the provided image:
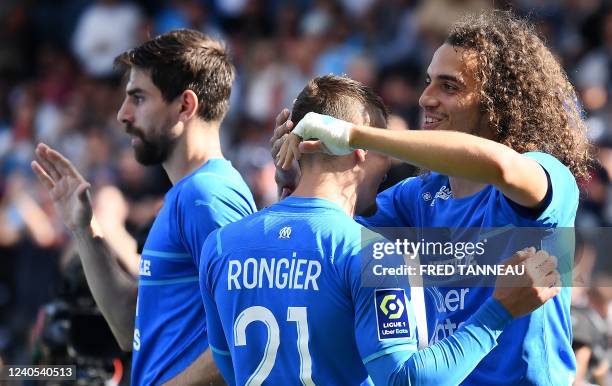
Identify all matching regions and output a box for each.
[354,149,367,163]
[178,90,199,122]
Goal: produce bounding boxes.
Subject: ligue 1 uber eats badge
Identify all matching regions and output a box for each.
[375,289,411,340]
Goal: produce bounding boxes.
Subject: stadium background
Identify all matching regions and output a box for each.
[0,0,610,384]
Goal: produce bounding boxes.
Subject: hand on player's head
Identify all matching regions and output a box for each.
[271,108,301,195]
[270,108,293,160]
[493,247,560,318]
[277,133,303,170]
[272,109,325,170]
[291,112,353,156]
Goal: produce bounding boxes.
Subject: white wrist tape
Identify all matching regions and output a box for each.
[292,112,353,155]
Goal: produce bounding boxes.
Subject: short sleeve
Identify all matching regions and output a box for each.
[200,229,220,290]
[497,152,579,227]
[178,176,254,267]
[346,243,418,365]
[199,230,235,382]
[202,284,235,384]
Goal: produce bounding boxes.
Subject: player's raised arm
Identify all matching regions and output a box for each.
[360,248,560,386]
[32,143,138,351]
[279,112,549,209]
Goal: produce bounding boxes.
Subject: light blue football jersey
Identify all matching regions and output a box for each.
[358,152,578,385]
[132,159,256,385]
[199,197,418,385]
[200,196,517,386]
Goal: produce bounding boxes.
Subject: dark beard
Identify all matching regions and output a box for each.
[128,125,176,165]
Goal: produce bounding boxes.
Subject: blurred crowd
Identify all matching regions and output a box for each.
[0,0,611,384]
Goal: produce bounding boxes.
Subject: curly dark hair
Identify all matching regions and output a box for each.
[446,10,591,180]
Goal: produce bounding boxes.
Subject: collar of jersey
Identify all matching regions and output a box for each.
[276,196,346,213]
[172,158,229,188]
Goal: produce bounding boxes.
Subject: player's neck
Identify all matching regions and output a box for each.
[163,120,224,185]
[448,176,488,198]
[292,170,358,216]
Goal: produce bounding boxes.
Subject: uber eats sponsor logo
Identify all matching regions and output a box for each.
[375,289,411,340]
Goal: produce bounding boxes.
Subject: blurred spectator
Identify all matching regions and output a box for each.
[415,0,493,58]
[155,0,222,38]
[572,276,612,386]
[311,1,363,76]
[0,2,610,383]
[71,0,143,77]
[0,171,62,363]
[92,185,139,275]
[368,0,421,69]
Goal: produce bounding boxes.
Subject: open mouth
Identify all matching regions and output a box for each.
[422,115,444,129]
[131,136,142,147]
[126,126,146,145]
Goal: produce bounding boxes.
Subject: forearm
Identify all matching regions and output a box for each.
[211,350,235,386]
[163,349,226,386]
[97,221,139,276]
[404,298,510,385]
[367,298,511,386]
[592,358,609,385]
[72,221,138,351]
[351,126,512,183]
[350,126,548,207]
[15,195,56,247]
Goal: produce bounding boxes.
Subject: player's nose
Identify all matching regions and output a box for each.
[117,99,133,124]
[419,86,440,109]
